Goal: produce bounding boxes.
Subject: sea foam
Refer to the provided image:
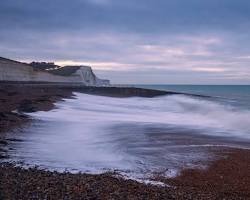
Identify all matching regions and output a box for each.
[5,93,250,181]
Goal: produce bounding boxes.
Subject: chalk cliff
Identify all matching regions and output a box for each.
[48,65,110,86]
[0,57,110,86]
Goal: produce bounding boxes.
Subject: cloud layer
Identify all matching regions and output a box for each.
[1,0,250,84]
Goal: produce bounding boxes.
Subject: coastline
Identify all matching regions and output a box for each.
[1,148,249,199]
[0,84,171,134]
[1,85,250,199]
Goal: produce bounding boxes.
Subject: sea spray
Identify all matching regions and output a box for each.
[4,93,250,181]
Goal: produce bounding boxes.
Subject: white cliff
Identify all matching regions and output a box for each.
[0,57,110,86]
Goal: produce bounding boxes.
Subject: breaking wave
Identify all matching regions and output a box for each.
[32,93,250,138]
[5,93,250,181]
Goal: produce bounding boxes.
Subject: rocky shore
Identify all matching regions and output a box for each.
[1,84,250,199]
[0,148,249,199]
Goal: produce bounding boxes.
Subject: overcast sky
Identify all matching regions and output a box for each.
[1,0,250,84]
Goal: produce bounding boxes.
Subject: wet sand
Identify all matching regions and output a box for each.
[0,84,250,199]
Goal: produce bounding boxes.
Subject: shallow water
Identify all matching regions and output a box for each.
[4,92,250,181]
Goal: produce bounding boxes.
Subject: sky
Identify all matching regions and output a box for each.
[1,0,250,84]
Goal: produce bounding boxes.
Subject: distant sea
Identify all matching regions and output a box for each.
[133,85,250,109]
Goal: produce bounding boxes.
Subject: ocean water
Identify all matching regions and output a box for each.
[134,85,250,108]
[4,85,250,182]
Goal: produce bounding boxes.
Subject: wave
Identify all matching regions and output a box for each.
[30,92,250,139]
[5,92,250,181]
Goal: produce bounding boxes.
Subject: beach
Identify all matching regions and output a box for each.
[0,84,250,199]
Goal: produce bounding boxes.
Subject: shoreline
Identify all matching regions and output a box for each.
[1,147,249,199]
[1,85,250,199]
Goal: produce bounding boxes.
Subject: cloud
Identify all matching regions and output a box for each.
[236,56,250,59]
[1,0,250,83]
[192,67,228,73]
[85,0,111,6]
[55,60,135,71]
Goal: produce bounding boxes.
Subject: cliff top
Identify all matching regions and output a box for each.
[0,56,92,77]
[0,57,31,67]
[48,65,92,76]
[30,62,61,70]
[48,66,81,76]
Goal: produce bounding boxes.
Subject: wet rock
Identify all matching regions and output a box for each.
[0,140,8,145]
[18,100,36,113]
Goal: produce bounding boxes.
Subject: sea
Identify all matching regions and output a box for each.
[3,85,250,182]
[134,85,250,109]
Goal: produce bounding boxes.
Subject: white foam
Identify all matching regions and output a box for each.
[30,93,250,139]
[5,93,250,182]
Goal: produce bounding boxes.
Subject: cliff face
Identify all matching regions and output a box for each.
[48,65,110,86]
[0,57,110,86]
[74,66,110,86]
